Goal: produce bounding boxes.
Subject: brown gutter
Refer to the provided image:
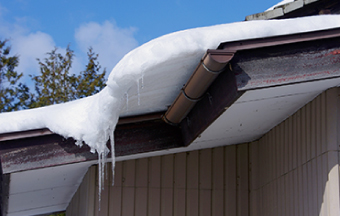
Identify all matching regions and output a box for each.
[163,50,234,125]
[163,27,340,125]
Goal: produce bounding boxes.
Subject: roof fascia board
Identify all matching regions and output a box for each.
[0,119,183,174]
[0,112,164,142]
[232,31,340,91]
[0,128,53,142]
[219,27,340,51]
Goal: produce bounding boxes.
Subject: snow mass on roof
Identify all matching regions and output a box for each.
[1,15,340,159]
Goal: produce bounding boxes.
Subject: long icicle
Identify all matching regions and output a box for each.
[137,80,141,106]
[98,152,102,210]
[125,92,129,112]
[110,132,116,186]
[141,71,144,89]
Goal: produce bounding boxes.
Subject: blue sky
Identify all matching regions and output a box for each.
[0,0,280,83]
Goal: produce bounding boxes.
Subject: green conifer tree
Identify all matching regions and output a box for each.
[0,40,30,112]
[0,42,107,111]
[73,47,106,99]
[30,46,106,108]
[30,45,74,107]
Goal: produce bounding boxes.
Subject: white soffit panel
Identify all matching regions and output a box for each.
[193,77,340,147]
[7,161,94,216]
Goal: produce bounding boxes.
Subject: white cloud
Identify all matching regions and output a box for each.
[0,6,56,84]
[74,20,138,73]
[0,4,139,87]
[11,32,56,76]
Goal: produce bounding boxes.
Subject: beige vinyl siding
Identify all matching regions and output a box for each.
[66,164,96,216]
[67,88,340,216]
[250,87,340,216]
[67,145,244,216]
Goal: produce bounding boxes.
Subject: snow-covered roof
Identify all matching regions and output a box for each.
[2,14,340,216]
[1,15,340,157]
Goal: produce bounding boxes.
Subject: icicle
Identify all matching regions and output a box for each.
[102,155,105,190]
[105,161,108,181]
[141,71,144,89]
[110,132,116,186]
[125,92,129,111]
[98,152,102,210]
[97,148,109,211]
[137,80,141,106]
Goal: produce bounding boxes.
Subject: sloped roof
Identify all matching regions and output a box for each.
[246,0,340,20]
[1,15,340,154]
[1,15,340,216]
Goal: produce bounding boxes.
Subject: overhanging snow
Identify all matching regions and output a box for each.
[0,15,340,157]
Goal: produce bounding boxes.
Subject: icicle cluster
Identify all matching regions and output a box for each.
[95,73,145,204]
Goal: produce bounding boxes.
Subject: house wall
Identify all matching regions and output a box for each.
[250,87,340,216]
[66,145,246,216]
[66,88,340,216]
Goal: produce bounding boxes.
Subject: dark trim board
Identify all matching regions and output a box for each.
[115,119,183,156]
[231,33,340,91]
[0,162,9,216]
[0,119,183,174]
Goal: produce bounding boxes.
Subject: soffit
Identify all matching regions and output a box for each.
[6,161,94,216]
